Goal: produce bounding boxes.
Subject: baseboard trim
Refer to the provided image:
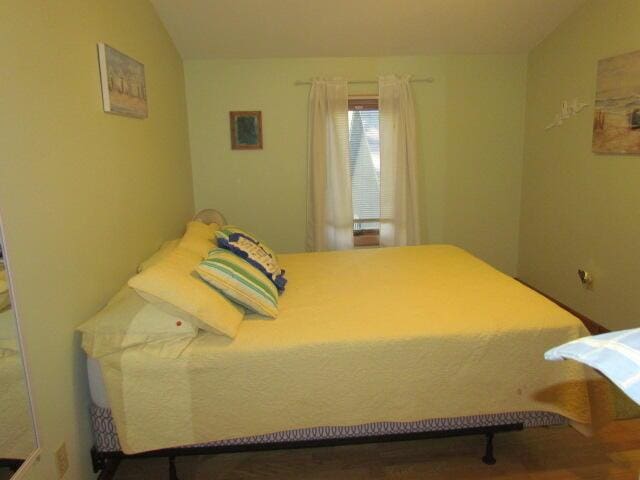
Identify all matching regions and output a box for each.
[515,278,609,335]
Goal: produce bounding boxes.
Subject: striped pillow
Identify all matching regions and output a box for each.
[216,225,277,258]
[215,226,287,291]
[196,249,278,318]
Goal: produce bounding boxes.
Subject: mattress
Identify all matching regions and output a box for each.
[92,245,612,454]
[87,356,109,409]
[87,358,567,453]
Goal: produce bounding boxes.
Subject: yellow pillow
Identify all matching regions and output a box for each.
[128,247,244,338]
[178,221,220,258]
[137,239,180,273]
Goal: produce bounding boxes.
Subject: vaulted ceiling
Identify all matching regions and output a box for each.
[150,0,587,59]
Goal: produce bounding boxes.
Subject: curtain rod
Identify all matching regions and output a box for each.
[294,77,434,86]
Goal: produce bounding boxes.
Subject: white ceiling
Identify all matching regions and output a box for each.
[150,0,587,59]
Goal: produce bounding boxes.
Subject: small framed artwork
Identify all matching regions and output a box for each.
[230,111,263,150]
[97,42,148,118]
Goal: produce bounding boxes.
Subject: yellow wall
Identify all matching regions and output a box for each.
[186,55,528,275]
[0,1,193,478]
[519,0,640,330]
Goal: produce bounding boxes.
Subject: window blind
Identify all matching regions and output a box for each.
[348,108,380,232]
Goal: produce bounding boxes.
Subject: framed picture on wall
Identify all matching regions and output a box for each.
[229,111,263,150]
[97,43,148,118]
[593,49,640,154]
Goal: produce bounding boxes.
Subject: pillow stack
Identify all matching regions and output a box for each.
[79,221,286,362]
[127,221,286,339]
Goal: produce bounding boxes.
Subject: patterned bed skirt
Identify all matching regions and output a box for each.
[90,403,566,453]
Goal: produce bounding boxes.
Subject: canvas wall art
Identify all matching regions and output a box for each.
[230,111,263,150]
[593,49,640,154]
[97,43,148,118]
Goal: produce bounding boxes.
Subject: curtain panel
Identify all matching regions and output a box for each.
[379,75,421,247]
[306,78,353,251]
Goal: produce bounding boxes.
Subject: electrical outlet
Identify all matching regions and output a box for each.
[577,269,594,289]
[55,443,69,478]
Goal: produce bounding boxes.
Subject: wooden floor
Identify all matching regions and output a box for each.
[113,419,640,479]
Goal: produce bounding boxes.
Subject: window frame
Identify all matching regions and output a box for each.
[348,95,380,247]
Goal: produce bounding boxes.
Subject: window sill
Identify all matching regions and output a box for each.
[353,232,379,247]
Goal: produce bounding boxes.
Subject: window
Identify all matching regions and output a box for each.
[348,97,380,247]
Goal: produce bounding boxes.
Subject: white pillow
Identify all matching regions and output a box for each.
[78,286,199,359]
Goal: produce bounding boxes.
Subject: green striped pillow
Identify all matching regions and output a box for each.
[196,249,278,318]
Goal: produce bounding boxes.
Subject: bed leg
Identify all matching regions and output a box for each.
[481,432,496,465]
[96,458,121,480]
[169,455,179,480]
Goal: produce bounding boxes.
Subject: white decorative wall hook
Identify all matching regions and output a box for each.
[545,99,590,130]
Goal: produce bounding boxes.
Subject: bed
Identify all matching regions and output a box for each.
[82,216,612,479]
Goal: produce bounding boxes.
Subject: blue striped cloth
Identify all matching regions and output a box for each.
[545,328,640,405]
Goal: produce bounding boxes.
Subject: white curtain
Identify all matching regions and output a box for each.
[378,75,421,246]
[306,78,353,251]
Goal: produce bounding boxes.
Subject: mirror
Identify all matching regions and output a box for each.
[0,221,38,478]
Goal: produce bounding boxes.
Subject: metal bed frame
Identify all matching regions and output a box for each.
[0,458,23,476]
[92,422,521,480]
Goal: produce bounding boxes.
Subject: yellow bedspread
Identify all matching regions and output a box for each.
[98,245,611,454]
